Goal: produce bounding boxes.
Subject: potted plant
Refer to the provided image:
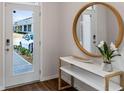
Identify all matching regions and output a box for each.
[96,41,121,72]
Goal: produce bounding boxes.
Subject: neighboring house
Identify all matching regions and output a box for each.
[13,17,32,33]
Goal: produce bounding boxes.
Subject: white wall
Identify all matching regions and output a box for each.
[40,2,61,81]
[0,3,4,90]
[107,4,118,44]
[59,2,89,57]
[96,5,108,44]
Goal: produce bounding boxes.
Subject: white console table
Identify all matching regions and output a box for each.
[58,56,124,91]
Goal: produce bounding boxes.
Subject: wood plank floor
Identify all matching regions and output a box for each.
[5,78,77,91]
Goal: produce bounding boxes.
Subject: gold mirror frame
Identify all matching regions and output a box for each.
[73,2,124,57]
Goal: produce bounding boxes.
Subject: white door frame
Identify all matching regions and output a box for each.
[5,3,41,87]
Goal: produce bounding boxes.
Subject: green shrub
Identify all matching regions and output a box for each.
[25,49,31,57]
[19,47,27,55]
[15,45,22,52]
[14,45,32,56]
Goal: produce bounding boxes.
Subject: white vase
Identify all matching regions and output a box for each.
[101,63,113,72]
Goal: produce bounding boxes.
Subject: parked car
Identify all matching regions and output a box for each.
[20,33,33,53]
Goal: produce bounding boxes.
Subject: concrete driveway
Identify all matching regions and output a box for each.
[13,51,32,75]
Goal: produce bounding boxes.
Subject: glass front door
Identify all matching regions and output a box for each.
[5,3,40,87]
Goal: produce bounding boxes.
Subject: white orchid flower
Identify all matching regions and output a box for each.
[110,42,117,51]
[98,41,104,48]
[98,43,102,48]
[100,41,104,45]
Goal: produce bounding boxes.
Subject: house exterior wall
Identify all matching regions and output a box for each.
[13,17,32,33]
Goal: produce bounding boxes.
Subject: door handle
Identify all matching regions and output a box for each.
[5,48,9,51]
[5,39,10,51]
[93,35,96,40]
[6,39,10,46]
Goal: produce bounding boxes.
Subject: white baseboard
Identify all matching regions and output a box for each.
[40,74,58,81]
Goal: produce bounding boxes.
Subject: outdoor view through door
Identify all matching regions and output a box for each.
[13,10,33,75]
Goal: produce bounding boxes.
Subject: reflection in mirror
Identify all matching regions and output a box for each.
[77,4,118,55]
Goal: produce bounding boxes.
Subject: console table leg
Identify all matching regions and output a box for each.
[58,59,72,90]
[58,59,62,90]
[120,73,124,89]
[71,76,74,87]
[70,64,74,87]
[104,77,109,91]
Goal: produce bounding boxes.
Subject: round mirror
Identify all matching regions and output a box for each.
[73,2,124,57]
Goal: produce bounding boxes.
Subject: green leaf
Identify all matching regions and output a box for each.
[96,46,104,56]
[110,54,121,59]
[103,42,110,60]
[109,50,115,56]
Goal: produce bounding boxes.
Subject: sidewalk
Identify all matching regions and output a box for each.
[13,51,33,75]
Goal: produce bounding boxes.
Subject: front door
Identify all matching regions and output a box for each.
[5,3,40,87]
